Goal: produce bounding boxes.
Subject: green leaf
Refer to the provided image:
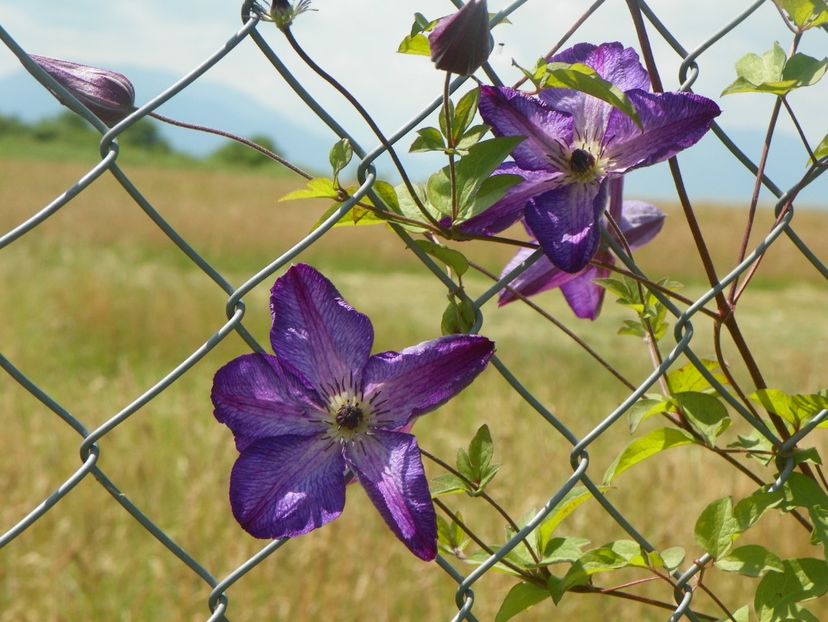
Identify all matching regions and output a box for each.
[627,395,671,433]
[755,558,828,621]
[456,123,490,150]
[410,127,446,153]
[393,182,439,231]
[791,390,828,427]
[728,432,775,465]
[538,536,591,565]
[468,424,494,474]
[427,136,524,219]
[750,389,797,426]
[495,582,549,622]
[452,89,480,143]
[695,497,740,558]
[441,296,476,335]
[780,473,828,556]
[413,240,469,276]
[774,0,828,28]
[810,134,828,165]
[603,428,697,483]
[666,359,729,394]
[661,547,686,572]
[536,486,604,553]
[370,180,400,213]
[328,138,353,182]
[733,489,784,532]
[437,511,470,555]
[722,43,828,96]
[715,545,784,577]
[309,197,386,232]
[536,62,641,127]
[279,177,339,202]
[716,606,750,622]
[674,391,731,445]
[397,33,431,56]
[558,541,651,601]
[439,98,454,141]
[431,474,468,497]
[460,173,523,220]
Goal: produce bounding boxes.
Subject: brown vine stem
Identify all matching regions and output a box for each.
[148,111,313,179]
[468,260,636,390]
[419,447,542,565]
[281,27,444,230]
[624,0,796,447]
[570,585,718,620]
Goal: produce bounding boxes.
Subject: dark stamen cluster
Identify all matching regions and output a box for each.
[569,148,595,174]
[335,403,363,430]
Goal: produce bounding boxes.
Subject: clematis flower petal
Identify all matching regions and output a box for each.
[525,179,608,273]
[345,431,437,561]
[229,434,345,539]
[212,353,326,451]
[619,200,665,249]
[270,264,374,392]
[540,42,650,136]
[603,90,720,172]
[497,249,577,306]
[31,55,136,127]
[479,86,573,172]
[429,0,492,76]
[459,163,564,235]
[362,335,495,429]
[559,260,611,320]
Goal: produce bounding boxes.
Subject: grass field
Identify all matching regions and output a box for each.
[1,156,826,621]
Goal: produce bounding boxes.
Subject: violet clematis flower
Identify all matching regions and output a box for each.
[498,189,665,319]
[211,264,494,560]
[461,42,719,274]
[31,55,135,127]
[429,0,492,75]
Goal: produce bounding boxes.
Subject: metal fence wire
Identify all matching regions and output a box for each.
[1,0,826,620]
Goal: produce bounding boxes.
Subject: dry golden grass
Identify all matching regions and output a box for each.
[1,157,826,621]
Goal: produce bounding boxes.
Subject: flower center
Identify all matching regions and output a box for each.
[335,403,363,430]
[569,148,595,174]
[325,392,374,441]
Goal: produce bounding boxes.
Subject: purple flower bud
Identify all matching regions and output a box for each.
[30,55,135,127]
[429,0,492,75]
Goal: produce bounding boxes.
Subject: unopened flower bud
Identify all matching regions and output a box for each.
[31,55,135,127]
[269,0,313,30]
[429,0,492,75]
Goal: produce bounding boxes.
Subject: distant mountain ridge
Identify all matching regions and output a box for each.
[0,66,824,206]
[0,65,334,169]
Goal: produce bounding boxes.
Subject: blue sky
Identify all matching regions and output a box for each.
[0,0,825,205]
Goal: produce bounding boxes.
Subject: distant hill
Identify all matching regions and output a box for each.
[0,65,334,171]
[0,66,824,206]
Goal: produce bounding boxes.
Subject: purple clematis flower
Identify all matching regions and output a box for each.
[429,0,492,75]
[31,55,136,127]
[498,180,665,319]
[460,42,719,274]
[211,264,494,560]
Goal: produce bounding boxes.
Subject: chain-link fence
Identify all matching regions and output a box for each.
[1,1,826,620]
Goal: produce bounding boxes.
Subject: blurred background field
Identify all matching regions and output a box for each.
[1,154,826,621]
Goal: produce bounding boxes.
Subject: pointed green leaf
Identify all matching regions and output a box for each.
[715,545,784,577]
[627,395,671,433]
[750,389,798,427]
[431,474,468,497]
[279,177,339,202]
[539,62,641,127]
[397,33,431,56]
[393,182,439,231]
[413,240,469,276]
[674,391,731,445]
[723,44,828,96]
[774,0,828,28]
[782,53,828,87]
[452,88,480,143]
[495,582,549,622]
[410,127,446,153]
[728,432,775,465]
[666,359,729,394]
[810,134,828,165]
[328,138,353,182]
[695,497,740,558]
[456,123,490,150]
[734,489,784,532]
[558,540,650,599]
[538,537,591,565]
[755,558,828,621]
[454,135,525,208]
[441,296,476,336]
[370,180,400,213]
[603,428,697,483]
[468,424,493,474]
[661,547,686,572]
[437,511,470,555]
[536,486,604,552]
[459,173,523,220]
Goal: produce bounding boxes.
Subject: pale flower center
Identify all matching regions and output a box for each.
[561,138,606,184]
[326,392,374,441]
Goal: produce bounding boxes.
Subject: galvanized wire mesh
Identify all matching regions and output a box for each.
[1,1,825,620]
